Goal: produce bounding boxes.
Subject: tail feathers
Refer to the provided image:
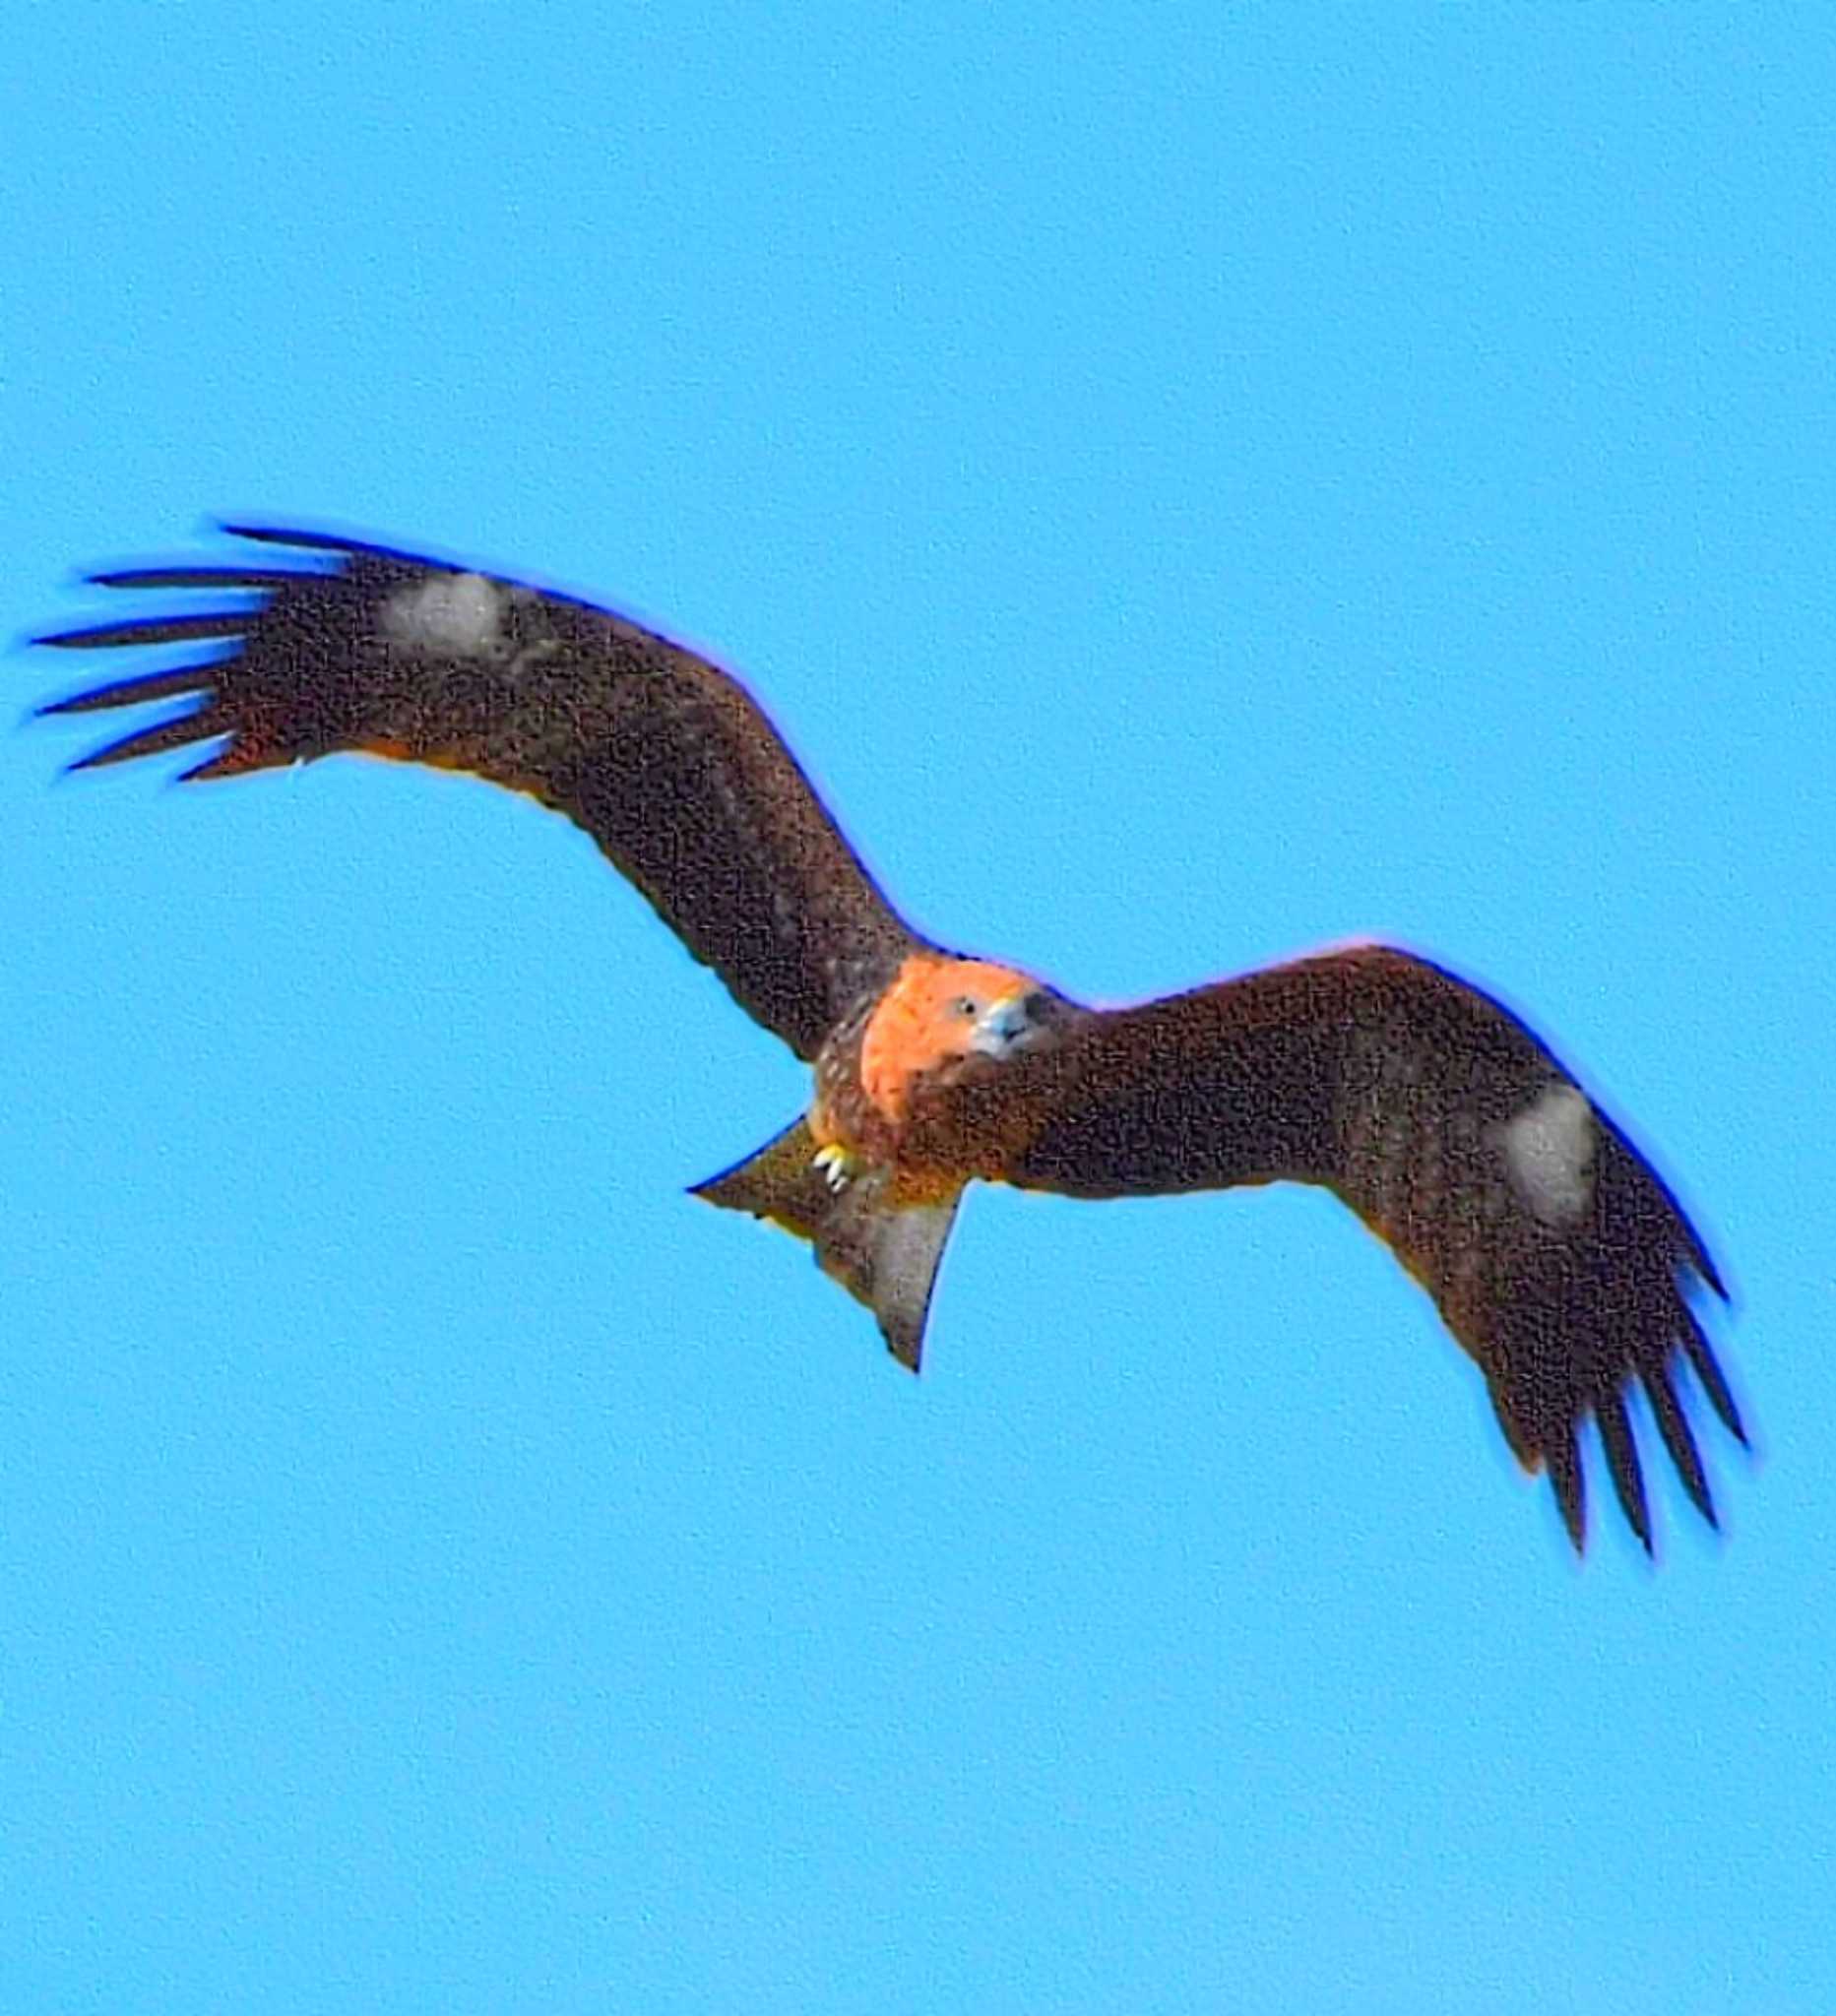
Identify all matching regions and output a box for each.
[691,1118,840,1244]
[692,1119,962,1372]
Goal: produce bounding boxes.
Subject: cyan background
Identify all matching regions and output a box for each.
[5,7,1830,2009]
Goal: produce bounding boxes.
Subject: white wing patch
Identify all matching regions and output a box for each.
[382,573,505,657]
[1495,1083,1596,1225]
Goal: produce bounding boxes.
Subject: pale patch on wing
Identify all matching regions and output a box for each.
[381,572,505,657]
[1494,1083,1596,1225]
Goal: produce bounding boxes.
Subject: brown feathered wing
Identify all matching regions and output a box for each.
[982,945,1741,1550]
[36,526,918,1060]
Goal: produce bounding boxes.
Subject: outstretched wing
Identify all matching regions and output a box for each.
[986,944,1741,1551]
[34,526,919,1060]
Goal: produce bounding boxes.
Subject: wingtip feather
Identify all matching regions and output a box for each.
[84,565,305,592]
[36,664,220,717]
[1680,1310,1747,1448]
[1546,1433,1588,1554]
[1643,1363,1719,1531]
[217,519,318,543]
[64,708,222,773]
[1595,1394,1654,1553]
[218,521,430,566]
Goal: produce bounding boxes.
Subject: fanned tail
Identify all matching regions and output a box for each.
[692,1119,961,1372]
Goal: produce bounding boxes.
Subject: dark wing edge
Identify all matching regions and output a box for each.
[32,523,919,1059]
[994,943,1742,1554]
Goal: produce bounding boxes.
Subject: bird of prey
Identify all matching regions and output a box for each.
[33,524,1744,1551]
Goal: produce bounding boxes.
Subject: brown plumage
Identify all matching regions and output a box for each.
[43,527,916,1060]
[35,525,1744,1552]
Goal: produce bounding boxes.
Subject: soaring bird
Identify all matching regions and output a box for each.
[33,525,1744,1551]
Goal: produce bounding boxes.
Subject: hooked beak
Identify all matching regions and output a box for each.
[969,988,1058,1058]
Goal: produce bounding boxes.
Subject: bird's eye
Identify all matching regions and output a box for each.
[953,995,980,1019]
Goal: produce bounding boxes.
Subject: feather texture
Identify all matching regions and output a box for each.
[989,946,1739,1550]
[37,528,919,1060]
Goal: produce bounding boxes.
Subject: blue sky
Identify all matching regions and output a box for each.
[6,6,1833,2010]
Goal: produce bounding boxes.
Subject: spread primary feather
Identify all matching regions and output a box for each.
[33,524,1746,1554]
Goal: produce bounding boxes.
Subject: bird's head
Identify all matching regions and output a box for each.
[859,953,1061,1120]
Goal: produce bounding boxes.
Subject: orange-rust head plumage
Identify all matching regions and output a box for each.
[35,525,1746,1547]
[858,954,1044,1122]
